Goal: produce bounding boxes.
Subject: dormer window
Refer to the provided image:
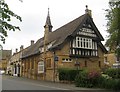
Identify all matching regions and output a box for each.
[47,43,52,50]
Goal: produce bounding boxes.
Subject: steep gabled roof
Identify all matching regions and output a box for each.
[47,14,104,49]
[46,14,87,49]
[22,14,106,58]
[22,14,86,58]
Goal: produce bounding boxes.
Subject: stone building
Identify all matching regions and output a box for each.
[20,6,107,81]
[21,40,40,79]
[0,49,12,72]
[7,45,24,76]
[104,53,120,68]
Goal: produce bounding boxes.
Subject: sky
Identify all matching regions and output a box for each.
[1,0,109,53]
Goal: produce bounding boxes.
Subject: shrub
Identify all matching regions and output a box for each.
[103,78,115,89]
[100,78,120,90]
[58,68,81,82]
[87,71,102,87]
[112,79,120,91]
[75,69,120,90]
[104,68,120,79]
[75,70,102,88]
[101,74,112,79]
[75,70,88,87]
[75,71,102,88]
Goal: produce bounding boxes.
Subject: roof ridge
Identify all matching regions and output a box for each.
[52,14,86,33]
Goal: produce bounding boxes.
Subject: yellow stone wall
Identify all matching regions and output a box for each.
[44,41,105,81]
[21,41,105,81]
[0,61,2,69]
[1,60,7,70]
[104,53,116,66]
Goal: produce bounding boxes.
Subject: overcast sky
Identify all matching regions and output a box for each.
[1,0,109,53]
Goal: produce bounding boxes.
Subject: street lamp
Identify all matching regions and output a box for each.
[74,58,80,70]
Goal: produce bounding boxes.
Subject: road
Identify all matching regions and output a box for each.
[2,75,69,90]
[1,75,109,92]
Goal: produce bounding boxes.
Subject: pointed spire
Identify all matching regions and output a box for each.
[44,8,53,32]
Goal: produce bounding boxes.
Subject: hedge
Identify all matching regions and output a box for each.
[58,68,81,82]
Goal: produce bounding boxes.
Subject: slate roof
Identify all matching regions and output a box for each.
[22,38,44,58]
[22,14,107,58]
[45,14,104,48]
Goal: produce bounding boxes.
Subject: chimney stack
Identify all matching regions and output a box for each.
[16,48,18,53]
[20,45,24,51]
[31,40,34,45]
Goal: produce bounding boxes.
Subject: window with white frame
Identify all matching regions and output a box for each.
[75,37,92,49]
[71,37,98,57]
[38,61,44,73]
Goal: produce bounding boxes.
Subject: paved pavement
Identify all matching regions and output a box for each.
[1,75,110,91]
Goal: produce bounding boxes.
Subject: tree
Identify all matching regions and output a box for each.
[0,0,22,43]
[105,0,120,57]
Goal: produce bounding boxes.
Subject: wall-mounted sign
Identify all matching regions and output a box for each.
[54,56,58,62]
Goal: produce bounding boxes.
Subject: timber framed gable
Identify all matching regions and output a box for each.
[71,14,104,41]
[69,14,105,58]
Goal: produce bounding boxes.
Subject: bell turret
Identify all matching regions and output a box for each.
[44,8,53,32]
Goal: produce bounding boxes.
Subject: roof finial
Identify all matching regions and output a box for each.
[48,7,50,16]
[85,5,92,17]
[86,5,88,9]
[85,5,89,14]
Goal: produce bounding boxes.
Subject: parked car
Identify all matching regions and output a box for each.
[0,70,5,75]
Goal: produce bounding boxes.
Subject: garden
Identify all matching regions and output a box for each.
[58,68,120,91]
